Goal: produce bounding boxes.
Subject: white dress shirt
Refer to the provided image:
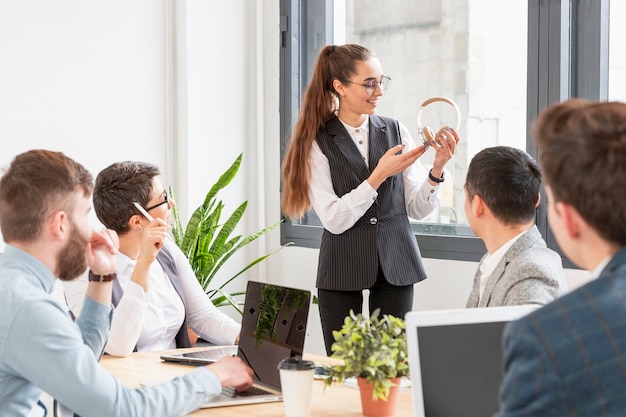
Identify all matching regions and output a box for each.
[308,116,440,235]
[478,232,525,300]
[590,257,611,280]
[63,239,240,357]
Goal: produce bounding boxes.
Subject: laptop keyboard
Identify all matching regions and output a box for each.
[222,385,273,397]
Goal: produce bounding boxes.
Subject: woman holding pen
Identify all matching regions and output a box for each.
[63,161,240,356]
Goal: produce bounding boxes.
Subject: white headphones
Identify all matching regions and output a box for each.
[416,96,461,147]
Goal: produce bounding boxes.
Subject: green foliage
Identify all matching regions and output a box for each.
[323,309,409,401]
[170,153,290,314]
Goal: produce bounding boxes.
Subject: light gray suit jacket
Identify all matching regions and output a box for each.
[466,225,566,307]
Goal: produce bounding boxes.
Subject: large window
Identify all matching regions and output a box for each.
[609,1,626,101]
[280,0,618,266]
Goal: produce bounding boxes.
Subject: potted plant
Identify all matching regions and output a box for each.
[323,308,409,417]
[171,153,290,315]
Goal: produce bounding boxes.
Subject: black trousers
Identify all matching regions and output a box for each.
[317,266,414,355]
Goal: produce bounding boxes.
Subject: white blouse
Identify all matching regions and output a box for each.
[63,239,240,357]
[308,117,440,235]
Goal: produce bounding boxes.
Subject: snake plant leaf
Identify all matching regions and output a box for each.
[207,288,245,314]
[208,201,246,261]
[211,238,293,292]
[179,208,204,256]
[169,153,289,315]
[171,200,184,246]
[206,219,283,284]
[202,154,241,207]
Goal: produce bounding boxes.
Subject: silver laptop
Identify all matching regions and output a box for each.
[190,280,311,408]
[405,305,539,417]
[160,345,238,365]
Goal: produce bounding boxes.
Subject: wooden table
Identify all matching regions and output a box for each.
[100,347,414,416]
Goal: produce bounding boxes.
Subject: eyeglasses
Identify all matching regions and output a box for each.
[144,190,169,211]
[344,75,391,96]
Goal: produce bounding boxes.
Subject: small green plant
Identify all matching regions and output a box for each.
[171,153,289,314]
[323,308,409,401]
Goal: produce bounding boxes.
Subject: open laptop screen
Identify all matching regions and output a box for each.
[406,306,538,417]
[237,281,311,390]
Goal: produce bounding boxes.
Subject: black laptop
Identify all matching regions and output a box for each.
[161,280,311,408]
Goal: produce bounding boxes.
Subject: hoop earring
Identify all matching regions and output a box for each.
[416,96,461,147]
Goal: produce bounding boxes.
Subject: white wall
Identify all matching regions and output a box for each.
[0,0,170,241]
[178,1,266,295]
[0,0,171,177]
[0,1,592,358]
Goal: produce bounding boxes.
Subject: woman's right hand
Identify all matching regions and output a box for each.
[137,218,169,263]
[131,218,170,292]
[367,144,427,190]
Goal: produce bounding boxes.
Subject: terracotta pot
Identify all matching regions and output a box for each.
[357,377,401,417]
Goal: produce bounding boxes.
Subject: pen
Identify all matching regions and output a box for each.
[133,202,154,222]
[133,201,174,243]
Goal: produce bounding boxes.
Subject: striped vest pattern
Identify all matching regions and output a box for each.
[314,115,427,291]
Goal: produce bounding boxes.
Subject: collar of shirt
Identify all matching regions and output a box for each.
[589,257,611,280]
[115,239,180,283]
[2,245,57,294]
[115,247,140,285]
[338,116,370,135]
[479,230,526,297]
[114,239,183,287]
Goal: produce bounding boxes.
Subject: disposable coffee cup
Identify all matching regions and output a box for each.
[278,356,315,417]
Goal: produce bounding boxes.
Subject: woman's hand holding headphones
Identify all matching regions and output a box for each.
[431,126,460,170]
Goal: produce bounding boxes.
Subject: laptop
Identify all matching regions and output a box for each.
[160,345,238,365]
[163,280,311,408]
[405,305,539,417]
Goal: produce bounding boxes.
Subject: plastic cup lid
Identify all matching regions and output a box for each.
[277,356,315,370]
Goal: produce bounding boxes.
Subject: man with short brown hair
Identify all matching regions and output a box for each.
[0,149,252,417]
[496,100,626,416]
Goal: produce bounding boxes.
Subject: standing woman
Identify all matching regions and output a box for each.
[281,44,459,354]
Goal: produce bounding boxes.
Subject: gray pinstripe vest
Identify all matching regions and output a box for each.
[315,115,427,291]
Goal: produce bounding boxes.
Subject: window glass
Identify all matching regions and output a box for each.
[330,0,527,235]
[281,0,610,262]
[609,1,626,101]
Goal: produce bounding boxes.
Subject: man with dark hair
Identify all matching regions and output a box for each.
[0,149,252,417]
[464,146,566,307]
[496,100,626,416]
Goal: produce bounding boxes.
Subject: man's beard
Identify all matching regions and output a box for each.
[57,219,90,281]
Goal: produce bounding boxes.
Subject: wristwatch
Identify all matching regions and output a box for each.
[88,270,117,282]
[428,168,445,184]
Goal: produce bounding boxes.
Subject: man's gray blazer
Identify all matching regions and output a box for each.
[466,225,566,307]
